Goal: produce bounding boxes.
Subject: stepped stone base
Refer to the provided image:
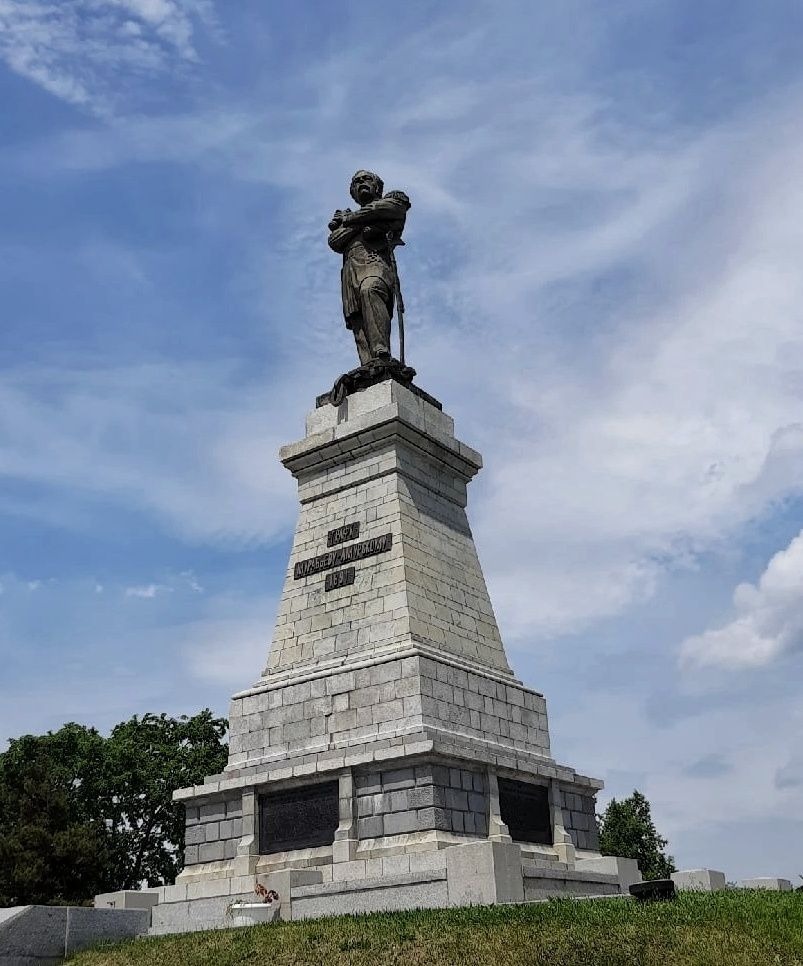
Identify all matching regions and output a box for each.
[149,839,621,933]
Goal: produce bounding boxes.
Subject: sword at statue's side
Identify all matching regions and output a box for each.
[386,230,406,367]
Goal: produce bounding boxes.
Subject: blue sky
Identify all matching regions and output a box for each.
[2,0,803,883]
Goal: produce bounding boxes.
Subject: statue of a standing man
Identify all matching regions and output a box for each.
[328,170,410,367]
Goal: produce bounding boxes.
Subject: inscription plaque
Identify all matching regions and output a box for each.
[327,521,360,547]
[294,532,393,579]
[498,777,552,845]
[325,567,356,592]
[258,781,339,854]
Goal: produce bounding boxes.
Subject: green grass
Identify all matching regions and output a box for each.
[70,891,803,966]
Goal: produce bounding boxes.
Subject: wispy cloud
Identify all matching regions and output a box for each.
[0,0,216,115]
[0,361,307,545]
[124,583,164,598]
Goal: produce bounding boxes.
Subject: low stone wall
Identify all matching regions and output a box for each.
[0,906,149,965]
[355,762,488,839]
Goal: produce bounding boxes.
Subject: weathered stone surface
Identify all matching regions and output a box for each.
[94,891,160,911]
[576,856,642,891]
[740,877,793,891]
[445,840,525,906]
[671,869,726,892]
[0,906,149,962]
[292,871,449,920]
[522,867,620,902]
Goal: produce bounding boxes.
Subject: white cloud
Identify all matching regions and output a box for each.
[0,0,216,114]
[124,583,164,598]
[0,361,307,545]
[183,616,275,688]
[680,530,803,670]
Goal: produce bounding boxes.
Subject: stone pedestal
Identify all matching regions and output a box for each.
[152,378,621,931]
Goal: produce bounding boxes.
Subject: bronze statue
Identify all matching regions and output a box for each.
[328,170,410,367]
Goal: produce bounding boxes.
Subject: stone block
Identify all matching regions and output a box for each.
[226,798,243,818]
[198,841,224,863]
[576,856,641,892]
[445,840,524,906]
[185,824,205,846]
[671,869,727,892]
[410,851,449,874]
[355,773,382,795]
[94,890,160,911]
[389,789,410,812]
[199,801,226,822]
[384,810,418,835]
[432,765,450,786]
[417,806,451,831]
[382,855,412,877]
[332,860,366,882]
[409,785,445,809]
[740,877,793,891]
[358,816,384,839]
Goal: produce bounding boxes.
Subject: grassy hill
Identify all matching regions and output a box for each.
[70,890,803,966]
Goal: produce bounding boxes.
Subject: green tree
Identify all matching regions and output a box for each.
[0,723,113,905]
[0,710,227,905]
[597,789,676,880]
[104,711,228,889]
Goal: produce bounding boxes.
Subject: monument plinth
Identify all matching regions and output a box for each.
[149,377,632,934]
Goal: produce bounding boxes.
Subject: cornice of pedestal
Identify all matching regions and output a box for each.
[234,638,523,700]
[279,380,482,486]
[173,723,603,804]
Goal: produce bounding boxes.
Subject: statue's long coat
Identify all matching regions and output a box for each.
[328,196,407,328]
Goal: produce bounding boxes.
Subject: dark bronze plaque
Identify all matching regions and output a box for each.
[498,777,552,845]
[325,567,356,592]
[293,533,393,579]
[327,522,360,547]
[258,781,339,854]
